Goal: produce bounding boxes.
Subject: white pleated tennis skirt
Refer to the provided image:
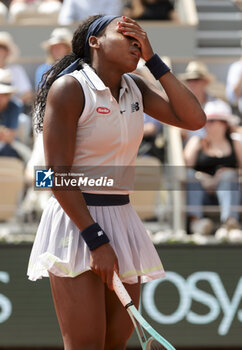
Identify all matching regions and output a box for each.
[27,196,165,284]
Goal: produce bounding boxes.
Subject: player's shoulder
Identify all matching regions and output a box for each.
[52,74,81,93]
[127,73,148,95]
[48,74,84,107]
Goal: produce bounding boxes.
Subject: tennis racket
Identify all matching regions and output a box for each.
[113,272,176,350]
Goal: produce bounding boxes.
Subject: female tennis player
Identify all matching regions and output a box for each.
[28,15,206,350]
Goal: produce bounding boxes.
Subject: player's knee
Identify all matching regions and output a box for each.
[104,339,127,350]
[105,324,134,350]
[64,342,104,350]
[63,335,104,350]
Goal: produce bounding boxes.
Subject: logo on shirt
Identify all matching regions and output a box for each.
[131,102,140,113]
[35,168,54,188]
[96,107,111,114]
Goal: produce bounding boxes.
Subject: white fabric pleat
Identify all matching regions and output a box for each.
[27,197,165,284]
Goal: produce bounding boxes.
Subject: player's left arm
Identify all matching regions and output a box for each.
[119,16,206,131]
[131,73,206,130]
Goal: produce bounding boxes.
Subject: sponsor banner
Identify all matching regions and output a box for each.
[0,244,242,347]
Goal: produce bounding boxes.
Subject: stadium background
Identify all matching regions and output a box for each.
[0,0,242,349]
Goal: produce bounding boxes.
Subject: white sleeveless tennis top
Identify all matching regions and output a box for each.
[69,64,144,194]
[27,65,165,283]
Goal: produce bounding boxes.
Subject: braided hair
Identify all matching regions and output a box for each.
[34,15,102,132]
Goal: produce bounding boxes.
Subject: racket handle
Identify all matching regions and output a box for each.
[113,272,133,308]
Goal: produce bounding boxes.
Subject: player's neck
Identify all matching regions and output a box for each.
[91,62,122,101]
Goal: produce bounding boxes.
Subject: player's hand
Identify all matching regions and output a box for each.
[90,243,119,290]
[117,16,154,61]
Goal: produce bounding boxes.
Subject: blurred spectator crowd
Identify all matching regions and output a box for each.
[0,0,241,243]
[0,0,62,24]
[0,0,178,24]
